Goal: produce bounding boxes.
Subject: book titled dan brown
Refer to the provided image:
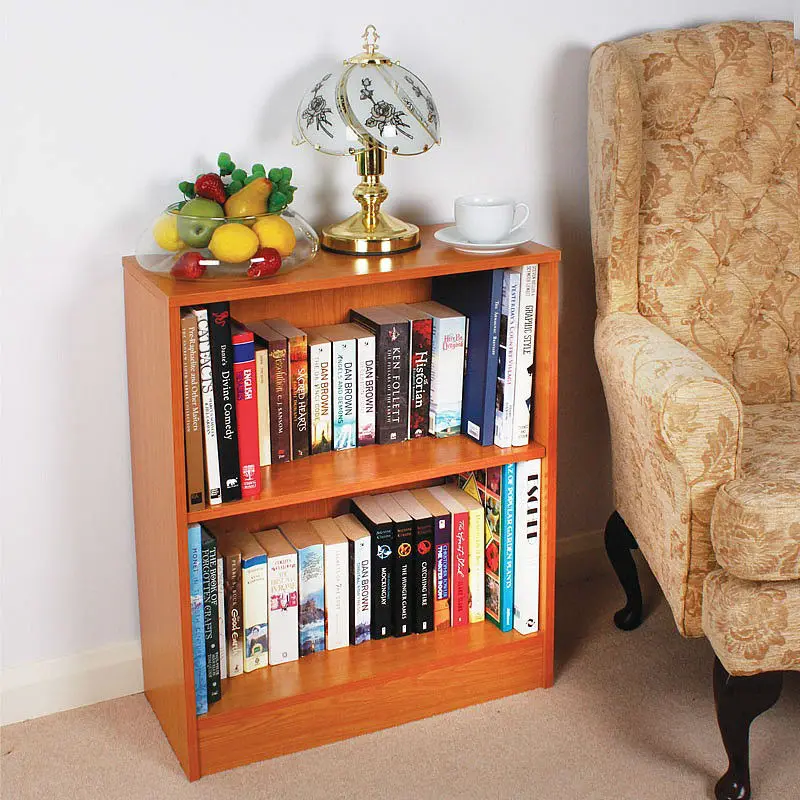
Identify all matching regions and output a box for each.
[180,311,205,511]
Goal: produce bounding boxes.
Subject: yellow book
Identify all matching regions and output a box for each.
[443,485,485,623]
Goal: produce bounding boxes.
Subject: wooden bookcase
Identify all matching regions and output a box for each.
[123,224,561,780]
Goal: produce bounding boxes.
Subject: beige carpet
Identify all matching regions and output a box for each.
[2,556,798,800]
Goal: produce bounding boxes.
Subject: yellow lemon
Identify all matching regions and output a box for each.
[252,215,296,257]
[209,223,260,263]
[153,213,185,251]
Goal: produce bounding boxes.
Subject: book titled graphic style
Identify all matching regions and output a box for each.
[509,264,539,446]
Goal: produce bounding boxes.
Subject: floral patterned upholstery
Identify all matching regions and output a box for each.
[589,21,799,674]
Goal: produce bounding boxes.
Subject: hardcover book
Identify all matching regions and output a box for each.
[248,322,291,464]
[307,331,333,455]
[432,270,503,446]
[513,458,541,634]
[227,531,268,672]
[351,495,394,639]
[254,343,272,467]
[408,301,466,438]
[509,264,539,446]
[180,311,205,510]
[253,529,300,665]
[494,270,521,448]
[349,306,409,444]
[384,304,432,439]
[207,302,241,502]
[279,521,325,656]
[335,513,371,645]
[411,488,452,630]
[188,524,207,715]
[201,528,221,703]
[390,490,435,634]
[263,319,309,460]
[498,464,516,630]
[310,518,351,651]
[428,485,469,627]
[373,493,414,637]
[192,308,221,506]
[217,533,244,677]
[231,322,261,498]
[216,554,227,680]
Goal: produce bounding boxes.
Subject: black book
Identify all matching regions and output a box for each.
[374,493,414,637]
[391,490,435,634]
[351,495,394,639]
[201,528,222,704]
[349,307,409,444]
[207,302,241,502]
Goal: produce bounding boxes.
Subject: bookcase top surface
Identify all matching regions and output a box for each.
[123,224,560,307]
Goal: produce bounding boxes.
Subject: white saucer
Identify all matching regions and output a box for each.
[434,225,532,254]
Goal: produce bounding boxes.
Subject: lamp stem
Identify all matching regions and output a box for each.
[354,144,388,232]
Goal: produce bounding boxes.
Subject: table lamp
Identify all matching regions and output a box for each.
[294,25,441,255]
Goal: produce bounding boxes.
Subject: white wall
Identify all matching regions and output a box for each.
[0,0,792,697]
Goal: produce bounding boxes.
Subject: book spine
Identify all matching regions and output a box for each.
[195,310,221,506]
[324,542,350,650]
[413,518,435,633]
[356,334,376,446]
[408,318,433,438]
[217,555,227,680]
[255,347,271,467]
[233,335,261,498]
[467,504,486,624]
[288,335,310,459]
[482,467,503,627]
[513,458,541,635]
[223,550,244,677]
[349,537,371,645]
[511,265,539,446]
[267,337,291,463]
[188,524,207,715]
[332,338,357,450]
[241,553,268,672]
[267,552,300,665]
[297,545,325,656]
[429,316,466,438]
[494,272,521,448]
[201,533,221,703]
[433,512,451,630]
[450,511,469,627]
[392,520,414,637]
[309,341,332,455]
[181,314,205,510]
[208,303,241,502]
[351,503,393,639]
[499,463,516,631]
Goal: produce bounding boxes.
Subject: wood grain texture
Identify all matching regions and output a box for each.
[123,270,199,779]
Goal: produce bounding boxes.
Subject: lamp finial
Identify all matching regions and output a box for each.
[362,25,380,55]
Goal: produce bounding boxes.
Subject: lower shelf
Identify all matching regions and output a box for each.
[195,622,546,776]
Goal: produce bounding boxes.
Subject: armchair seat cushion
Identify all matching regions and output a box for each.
[711,403,800,581]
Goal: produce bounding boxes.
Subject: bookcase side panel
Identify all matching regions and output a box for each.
[124,270,199,779]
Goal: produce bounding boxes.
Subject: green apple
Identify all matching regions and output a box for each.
[177,197,224,248]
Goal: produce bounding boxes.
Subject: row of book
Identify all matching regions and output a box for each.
[180,265,539,511]
[189,458,541,714]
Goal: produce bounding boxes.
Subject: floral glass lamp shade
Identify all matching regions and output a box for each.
[294,25,440,254]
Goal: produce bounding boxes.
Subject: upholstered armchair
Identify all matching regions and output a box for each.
[588,21,798,800]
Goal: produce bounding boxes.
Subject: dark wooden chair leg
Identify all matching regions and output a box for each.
[603,511,643,630]
[713,656,784,800]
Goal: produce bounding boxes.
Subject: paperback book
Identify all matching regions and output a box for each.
[513,458,541,634]
[188,524,207,715]
[494,271,521,448]
[192,308,221,506]
[411,488,452,631]
[201,528,221,703]
[428,485,469,627]
[509,264,539,447]
[231,322,260,498]
[217,533,244,677]
[229,531,268,672]
[254,343,272,467]
[180,311,205,510]
[217,554,227,680]
[335,513,372,645]
[311,518,351,650]
[444,485,485,624]
[374,494,414,637]
[307,331,333,455]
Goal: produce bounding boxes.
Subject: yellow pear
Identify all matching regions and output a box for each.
[224,178,272,219]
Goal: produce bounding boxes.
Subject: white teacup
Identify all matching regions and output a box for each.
[454,195,530,244]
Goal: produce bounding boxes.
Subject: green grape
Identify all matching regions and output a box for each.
[244,174,258,185]
[231,168,247,184]
[268,167,282,182]
[280,167,292,183]
[251,163,266,177]
[228,179,244,194]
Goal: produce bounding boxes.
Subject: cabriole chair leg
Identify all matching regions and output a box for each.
[603,511,643,631]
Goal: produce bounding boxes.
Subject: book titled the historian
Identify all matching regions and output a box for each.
[192,308,221,506]
[428,485,469,627]
[513,458,541,635]
[180,311,205,511]
[253,529,300,666]
[494,270,521,448]
[200,528,221,704]
[307,331,333,455]
[217,533,244,677]
[227,531,268,672]
[310,518,351,651]
[411,488,452,630]
[279,521,325,657]
[188,524,207,714]
[231,322,260,498]
[509,264,539,447]
[335,513,371,645]
[254,342,271,467]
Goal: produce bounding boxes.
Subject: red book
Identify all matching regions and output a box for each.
[231,323,261,498]
[428,486,469,627]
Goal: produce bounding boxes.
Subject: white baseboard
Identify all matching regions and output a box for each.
[0,640,143,726]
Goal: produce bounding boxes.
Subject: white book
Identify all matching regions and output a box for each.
[513,458,541,634]
[254,530,300,666]
[255,345,271,467]
[193,308,222,505]
[494,271,521,448]
[335,514,371,645]
[311,519,350,650]
[217,555,227,680]
[308,333,333,455]
[510,264,539,447]
[232,533,268,672]
[350,325,376,447]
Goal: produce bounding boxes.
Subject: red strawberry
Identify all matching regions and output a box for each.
[247,247,282,279]
[171,251,207,279]
[194,173,227,205]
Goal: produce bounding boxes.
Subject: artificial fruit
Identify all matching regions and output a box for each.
[176,197,224,248]
[224,177,272,219]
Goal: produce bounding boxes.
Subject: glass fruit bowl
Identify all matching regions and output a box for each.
[136,204,319,280]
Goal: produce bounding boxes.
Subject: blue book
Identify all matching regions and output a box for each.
[188,523,208,715]
[432,270,503,445]
[499,464,516,631]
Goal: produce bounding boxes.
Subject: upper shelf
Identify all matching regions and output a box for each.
[123,224,561,307]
